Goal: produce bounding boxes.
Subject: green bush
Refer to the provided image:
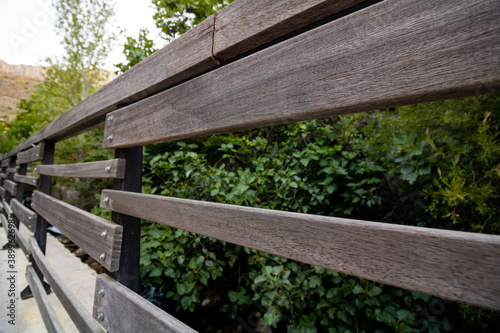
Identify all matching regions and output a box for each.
[138,94,500,331]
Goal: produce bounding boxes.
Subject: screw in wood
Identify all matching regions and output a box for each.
[107,134,113,142]
[101,230,107,238]
[107,115,113,123]
[98,287,105,297]
[105,166,111,173]
[97,312,104,321]
[103,196,109,204]
[100,252,106,260]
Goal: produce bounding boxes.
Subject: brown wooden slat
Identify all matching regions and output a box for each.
[2,199,13,217]
[4,0,374,158]
[10,198,37,231]
[93,274,197,333]
[100,189,500,311]
[14,174,40,186]
[17,143,45,164]
[35,159,126,179]
[103,0,500,148]
[6,167,18,174]
[1,158,10,167]
[32,190,123,271]
[26,265,65,333]
[213,0,364,60]
[29,237,106,333]
[4,180,17,196]
[1,213,8,236]
[15,228,31,256]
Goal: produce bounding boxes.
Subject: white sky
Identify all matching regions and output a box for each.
[0,0,166,71]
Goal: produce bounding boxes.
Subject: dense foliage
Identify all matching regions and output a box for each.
[138,94,500,332]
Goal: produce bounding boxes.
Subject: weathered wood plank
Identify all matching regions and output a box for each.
[29,237,106,333]
[1,213,8,236]
[0,173,7,179]
[100,189,500,311]
[214,0,364,60]
[15,228,31,256]
[14,174,40,186]
[93,274,197,333]
[1,158,10,167]
[4,180,17,196]
[2,199,13,217]
[103,0,500,148]
[17,143,45,164]
[6,167,18,174]
[10,198,37,231]
[35,159,126,179]
[32,190,123,271]
[26,265,65,333]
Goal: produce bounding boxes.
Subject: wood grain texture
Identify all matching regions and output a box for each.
[17,143,45,164]
[35,159,126,179]
[32,190,123,271]
[103,0,500,148]
[214,0,364,60]
[14,174,40,186]
[100,189,500,310]
[1,158,10,167]
[6,167,18,174]
[2,199,13,217]
[10,198,37,230]
[29,237,106,333]
[1,213,8,235]
[26,265,65,333]
[15,228,31,256]
[4,180,17,196]
[93,274,197,333]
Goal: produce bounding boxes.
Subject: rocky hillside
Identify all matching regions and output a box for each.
[0,60,117,124]
[0,60,44,122]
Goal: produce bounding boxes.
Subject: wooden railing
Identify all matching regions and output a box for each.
[1,0,499,331]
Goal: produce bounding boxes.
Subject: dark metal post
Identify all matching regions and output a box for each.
[21,140,54,299]
[112,147,142,292]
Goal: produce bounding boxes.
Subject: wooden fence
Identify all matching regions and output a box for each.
[1,0,499,331]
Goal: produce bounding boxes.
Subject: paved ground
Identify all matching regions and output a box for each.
[0,222,98,332]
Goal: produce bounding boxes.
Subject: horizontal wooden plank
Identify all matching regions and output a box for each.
[14,174,40,186]
[0,173,6,178]
[15,228,31,256]
[32,191,123,271]
[2,199,13,217]
[1,158,10,167]
[6,167,18,174]
[100,189,500,310]
[1,213,8,236]
[214,0,364,60]
[29,237,106,333]
[35,159,126,179]
[10,198,37,230]
[17,143,45,164]
[93,274,197,333]
[4,180,17,196]
[103,0,500,148]
[26,265,65,333]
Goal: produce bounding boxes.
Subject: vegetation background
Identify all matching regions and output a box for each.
[1,0,499,332]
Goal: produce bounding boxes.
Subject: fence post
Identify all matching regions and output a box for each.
[21,140,55,299]
[112,147,142,292]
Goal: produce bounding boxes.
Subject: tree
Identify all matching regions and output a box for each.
[52,0,115,104]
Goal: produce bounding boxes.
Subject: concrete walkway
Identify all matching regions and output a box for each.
[0,223,98,332]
